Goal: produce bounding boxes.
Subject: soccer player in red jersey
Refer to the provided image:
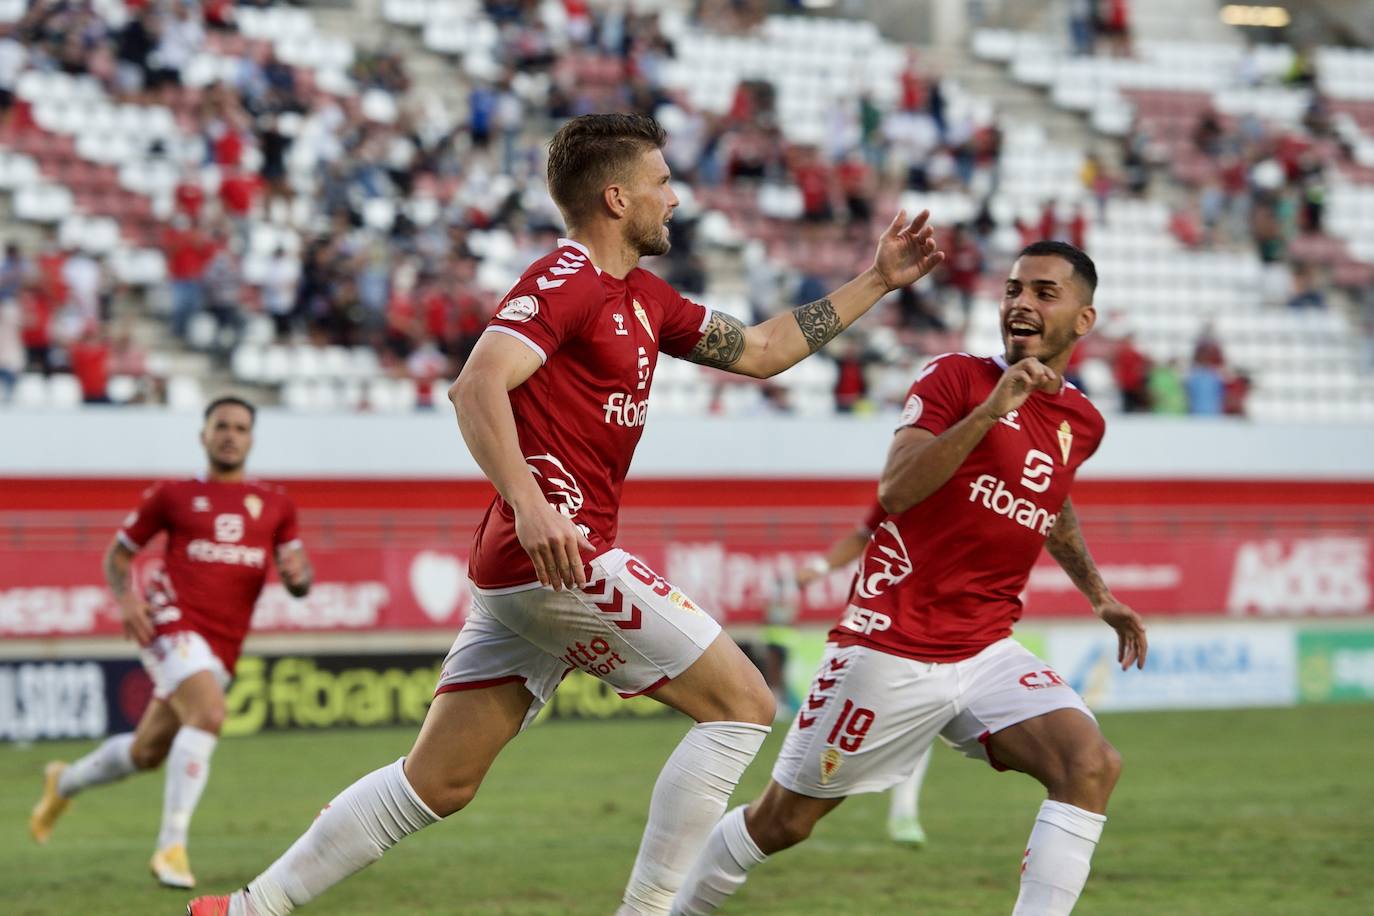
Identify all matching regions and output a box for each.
[796,501,934,847]
[188,113,943,916]
[673,241,1149,916]
[29,396,313,890]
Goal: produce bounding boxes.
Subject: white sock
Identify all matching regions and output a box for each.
[618,721,770,916]
[57,732,137,798]
[1012,800,1106,916]
[158,726,218,849]
[888,744,932,823]
[671,805,768,915]
[240,757,439,916]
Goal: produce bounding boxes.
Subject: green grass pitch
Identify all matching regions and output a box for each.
[4,705,1372,915]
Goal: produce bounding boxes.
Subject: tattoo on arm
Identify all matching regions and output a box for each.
[688,311,746,369]
[103,541,133,596]
[1046,501,1108,601]
[793,298,842,354]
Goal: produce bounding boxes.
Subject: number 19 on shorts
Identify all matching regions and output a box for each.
[827,699,876,752]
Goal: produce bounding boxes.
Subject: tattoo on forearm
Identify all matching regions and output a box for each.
[793,298,842,354]
[688,311,747,369]
[104,546,131,595]
[1047,502,1107,596]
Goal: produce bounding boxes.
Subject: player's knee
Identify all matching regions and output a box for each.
[734,679,777,727]
[130,741,169,770]
[1068,740,1122,796]
[413,776,479,818]
[184,703,226,736]
[747,803,816,854]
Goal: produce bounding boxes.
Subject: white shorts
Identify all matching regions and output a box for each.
[139,631,232,701]
[435,549,721,729]
[773,638,1095,798]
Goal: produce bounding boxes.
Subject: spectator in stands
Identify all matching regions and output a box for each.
[1113,333,1151,413]
[941,224,983,326]
[163,218,213,341]
[1148,360,1188,415]
[0,242,27,303]
[1186,358,1225,416]
[19,274,52,375]
[1096,0,1131,57]
[68,328,111,404]
[0,292,19,398]
[1193,323,1226,369]
[1286,264,1327,310]
[203,240,244,352]
[1223,370,1250,417]
[1067,0,1096,56]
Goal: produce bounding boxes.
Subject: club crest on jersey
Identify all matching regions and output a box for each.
[819,748,843,785]
[612,313,628,335]
[244,494,263,520]
[497,295,539,323]
[632,300,655,340]
[1057,421,1073,464]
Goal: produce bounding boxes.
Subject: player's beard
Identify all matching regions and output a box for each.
[1006,325,1077,367]
[628,211,671,258]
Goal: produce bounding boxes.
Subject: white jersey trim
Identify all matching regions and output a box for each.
[485,326,548,364]
[557,237,602,275]
[698,307,714,333]
[116,530,142,552]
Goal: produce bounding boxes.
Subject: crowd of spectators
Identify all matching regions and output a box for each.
[1109,327,1249,417]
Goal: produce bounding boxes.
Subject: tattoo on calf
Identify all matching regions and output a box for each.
[689,311,747,369]
[794,298,842,353]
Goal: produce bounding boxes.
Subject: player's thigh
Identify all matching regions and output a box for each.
[404,679,536,817]
[130,697,183,768]
[650,631,773,725]
[434,589,569,732]
[772,644,956,799]
[939,638,1097,774]
[489,549,724,706]
[166,669,228,734]
[983,706,1115,796]
[138,630,230,705]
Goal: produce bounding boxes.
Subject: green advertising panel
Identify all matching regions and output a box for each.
[1298,630,1374,704]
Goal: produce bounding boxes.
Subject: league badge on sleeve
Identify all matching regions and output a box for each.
[899,394,924,427]
[497,295,540,323]
[1057,421,1073,464]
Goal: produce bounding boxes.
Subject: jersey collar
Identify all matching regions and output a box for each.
[557,237,602,275]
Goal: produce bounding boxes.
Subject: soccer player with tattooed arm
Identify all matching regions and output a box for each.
[189,112,943,916]
[30,396,312,891]
[672,240,1149,916]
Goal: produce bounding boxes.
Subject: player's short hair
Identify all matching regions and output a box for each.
[204,395,256,425]
[546,113,667,230]
[1017,240,1097,301]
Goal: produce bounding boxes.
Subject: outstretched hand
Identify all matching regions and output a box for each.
[872,209,944,292]
[1097,597,1148,671]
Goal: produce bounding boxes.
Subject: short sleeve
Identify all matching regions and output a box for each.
[486,251,599,363]
[118,483,168,550]
[896,354,973,438]
[657,287,710,358]
[274,496,302,550]
[859,501,886,534]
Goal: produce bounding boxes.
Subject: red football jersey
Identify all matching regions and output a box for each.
[468,238,709,589]
[118,478,301,672]
[830,353,1106,662]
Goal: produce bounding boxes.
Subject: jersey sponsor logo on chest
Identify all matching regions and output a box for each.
[966,449,1060,536]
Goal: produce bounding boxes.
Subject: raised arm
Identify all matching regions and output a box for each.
[448,331,591,591]
[1045,499,1148,670]
[104,536,153,646]
[878,357,1061,515]
[687,210,943,378]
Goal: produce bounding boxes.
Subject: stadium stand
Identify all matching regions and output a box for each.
[0,0,1370,421]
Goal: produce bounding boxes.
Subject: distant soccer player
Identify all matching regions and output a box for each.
[796,502,933,847]
[673,241,1149,916]
[29,396,312,889]
[188,113,942,916]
